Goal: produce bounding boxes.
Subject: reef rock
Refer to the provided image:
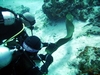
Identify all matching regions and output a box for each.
[42,0,100,21]
[77,46,100,75]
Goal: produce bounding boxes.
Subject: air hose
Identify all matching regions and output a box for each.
[3,23,25,45]
[46,13,74,54]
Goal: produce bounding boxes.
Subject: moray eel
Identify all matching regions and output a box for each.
[46,13,74,54]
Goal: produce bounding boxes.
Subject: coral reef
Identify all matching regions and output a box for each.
[77,46,100,75]
[42,0,100,21]
[42,0,100,36]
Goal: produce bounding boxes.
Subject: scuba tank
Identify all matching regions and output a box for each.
[0,46,13,69]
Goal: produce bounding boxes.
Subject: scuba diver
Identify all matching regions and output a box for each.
[0,36,53,75]
[0,6,35,45]
[0,6,54,75]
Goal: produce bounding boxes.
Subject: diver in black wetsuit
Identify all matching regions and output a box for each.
[0,6,54,75]
[0,36,53,75]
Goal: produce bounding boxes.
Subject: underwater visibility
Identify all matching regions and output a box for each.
[0,0,100,75]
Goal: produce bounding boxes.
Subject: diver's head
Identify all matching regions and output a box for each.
[1,11,15,26]
[21,12,36,28]
[23,36,41,53]
[0,46,12,69]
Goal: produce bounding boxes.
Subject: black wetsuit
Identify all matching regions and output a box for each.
[0,7,53,75]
